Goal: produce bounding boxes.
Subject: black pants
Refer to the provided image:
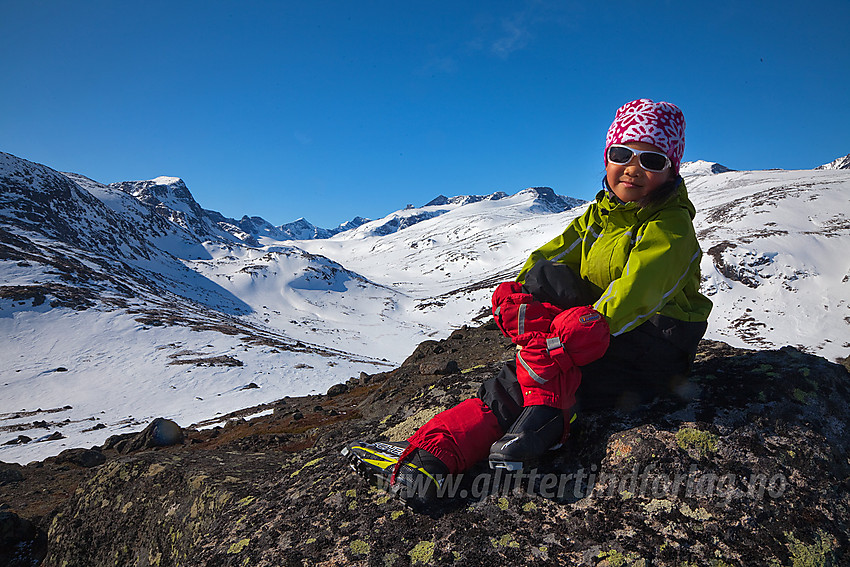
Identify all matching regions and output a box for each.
[479,261,706,427]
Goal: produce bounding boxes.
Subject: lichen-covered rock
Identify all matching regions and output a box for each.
[53,448,107,468]
[5,324,850,566]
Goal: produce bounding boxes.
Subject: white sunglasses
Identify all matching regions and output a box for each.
[607,144,671,172]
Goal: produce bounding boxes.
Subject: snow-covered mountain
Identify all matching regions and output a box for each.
[815,154,850,170]
[216,214,370,242]
[679,160,734,176]
[1,149,848,463]
[685,162,850,357]
[99,174,367,246]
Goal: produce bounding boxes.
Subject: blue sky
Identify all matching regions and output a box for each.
[2,1,848,228]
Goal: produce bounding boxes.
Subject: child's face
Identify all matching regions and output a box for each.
[605,141,673,203]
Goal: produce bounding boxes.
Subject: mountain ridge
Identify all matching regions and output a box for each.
[815,153,850,170]
[70,170,572,245]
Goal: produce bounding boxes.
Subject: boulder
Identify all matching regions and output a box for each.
[0,505,45,566]
[53,448,107,468]
[103,418,184,454]
[326,383,349,397]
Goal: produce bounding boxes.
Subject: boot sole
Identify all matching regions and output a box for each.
[341,441,407,485]
[341,441,441,509]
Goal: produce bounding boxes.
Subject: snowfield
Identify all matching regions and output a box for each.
[1,150,848,463]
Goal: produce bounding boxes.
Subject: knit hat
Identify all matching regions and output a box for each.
[605,99,686,173]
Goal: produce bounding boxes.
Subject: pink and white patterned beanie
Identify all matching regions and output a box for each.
[605,99,686,173]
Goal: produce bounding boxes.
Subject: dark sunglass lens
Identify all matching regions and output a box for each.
[639,152,668,171]
[608,146,634,164]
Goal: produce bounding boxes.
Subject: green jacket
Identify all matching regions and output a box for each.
[516,180,712,336]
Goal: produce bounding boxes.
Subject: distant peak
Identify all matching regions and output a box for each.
[425,195,450,206]
[283,218,316,229]
[522,186,556,198]
[151,176,184,186]
[815,153,850,170]
[516,186,561,203]
[515,186,584,212]
[680,161,733,176]
[424,192,508,208]
[334,216,369,233]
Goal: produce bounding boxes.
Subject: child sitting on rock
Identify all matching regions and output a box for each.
[344,99,713,507]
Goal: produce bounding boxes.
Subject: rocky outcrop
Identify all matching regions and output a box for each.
[110,177,222,243]
[2,324,849,566]
[815,153,850,170]
[0,152,162,261]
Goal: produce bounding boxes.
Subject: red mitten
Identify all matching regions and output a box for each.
[492,281,523,312]
[494,294,562,343]
[550,306,611,366]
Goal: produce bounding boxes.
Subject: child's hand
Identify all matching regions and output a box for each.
[493,290,561,343]
[491,281,523,311]
[550,306,610,366]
